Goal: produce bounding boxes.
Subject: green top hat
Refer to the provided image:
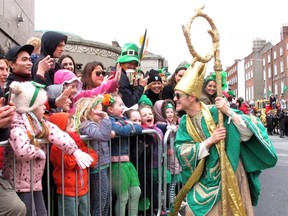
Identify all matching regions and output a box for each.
[117,43,140,64]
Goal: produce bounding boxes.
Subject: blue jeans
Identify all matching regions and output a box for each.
[57,193,89,216]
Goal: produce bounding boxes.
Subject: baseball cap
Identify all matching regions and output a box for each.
[5,44,34,61]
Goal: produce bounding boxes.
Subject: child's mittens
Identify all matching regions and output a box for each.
[167,125,178,132]
[73,149,94,169]
[36,149,46,160]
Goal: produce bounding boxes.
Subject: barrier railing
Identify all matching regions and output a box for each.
[0,127,179,216]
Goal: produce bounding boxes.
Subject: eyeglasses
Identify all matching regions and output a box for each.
[93,71,106,77]
[173,92,188,100]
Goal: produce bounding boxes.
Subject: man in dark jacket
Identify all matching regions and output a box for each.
[32,31,67,86]
[117,43,148,107]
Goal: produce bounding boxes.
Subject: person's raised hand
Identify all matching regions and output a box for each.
[138,75,148,87]
[114,63,122,82]
[36,55,54,78]
[55,86,73,108]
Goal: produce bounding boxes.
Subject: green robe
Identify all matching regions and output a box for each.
[174,107,277,216]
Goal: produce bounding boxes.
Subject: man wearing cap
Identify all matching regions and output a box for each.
[5,44,53,93]
[32,31,68,86]
[170,62,277,216]
[5,45,72,114]
[117,43,148,107]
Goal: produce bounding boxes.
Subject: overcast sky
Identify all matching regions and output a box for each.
[35,0,288,73]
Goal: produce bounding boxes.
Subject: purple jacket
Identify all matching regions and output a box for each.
[3,112,77,192]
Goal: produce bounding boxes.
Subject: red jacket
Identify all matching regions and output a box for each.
[50,131,98,196]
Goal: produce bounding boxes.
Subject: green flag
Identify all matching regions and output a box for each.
[283,85,288,94]
[268,90,272,96]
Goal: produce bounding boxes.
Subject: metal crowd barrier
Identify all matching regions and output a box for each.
[0,128,180,216]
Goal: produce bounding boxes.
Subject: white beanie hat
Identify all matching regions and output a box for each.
[10,81,47,113]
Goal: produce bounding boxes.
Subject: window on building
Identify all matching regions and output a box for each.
[263,68,266,81]
[274,84,278,97]
[280,47,283,56]
[281,80,284,94]
[280,60,284,73]
[268,55,271,63]
[274,64,277,76]
[251,69,253,78]
[268,67,271,78]
[273,50,277,60]
[263,57,265,66]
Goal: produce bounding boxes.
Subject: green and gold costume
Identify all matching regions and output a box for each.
[173,105,277,216]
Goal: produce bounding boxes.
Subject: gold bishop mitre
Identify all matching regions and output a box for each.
[174,61,206,98]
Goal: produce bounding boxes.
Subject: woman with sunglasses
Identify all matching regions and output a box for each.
[46,63,121,114]
[82,61,113,90]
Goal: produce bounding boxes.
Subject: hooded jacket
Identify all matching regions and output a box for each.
[32,31,68,86]
[49,113,98,196]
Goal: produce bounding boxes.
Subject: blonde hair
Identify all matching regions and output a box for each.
[26,37,41,50]
[74,96,103,128]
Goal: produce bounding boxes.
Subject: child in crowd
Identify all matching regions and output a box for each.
[124,109,151,212]
[138,104,166,214]
[103,93,142,216]
[154,100,182,207]
[46,68,120,114]
[3,81,93,215]
[48,112,98,216]
[75,96,114,216]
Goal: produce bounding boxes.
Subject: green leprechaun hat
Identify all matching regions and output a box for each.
[117,43,140,64]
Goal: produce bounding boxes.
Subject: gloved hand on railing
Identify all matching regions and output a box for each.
[73,149,94,169]
[167,125,178,133]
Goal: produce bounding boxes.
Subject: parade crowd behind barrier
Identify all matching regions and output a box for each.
[0,129,180,216]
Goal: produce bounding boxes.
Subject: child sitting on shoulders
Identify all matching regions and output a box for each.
[75,96,114,216]
[49,112,98,216]
[102,93,142,216]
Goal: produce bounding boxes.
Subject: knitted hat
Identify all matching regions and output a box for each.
[175,61,191,74]
[5,45,34,61]
[10,81,47,113]
[138,95,153,107]
[116,43,140,64]
[148,69,162,85]
[54,69,83,94]
[49,112,70,131]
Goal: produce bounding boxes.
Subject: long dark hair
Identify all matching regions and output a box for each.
[81,61,104,90]
[57,54,76,74]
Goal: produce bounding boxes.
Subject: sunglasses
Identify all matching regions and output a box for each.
[93,71,106,77]
[173,92,188,100]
